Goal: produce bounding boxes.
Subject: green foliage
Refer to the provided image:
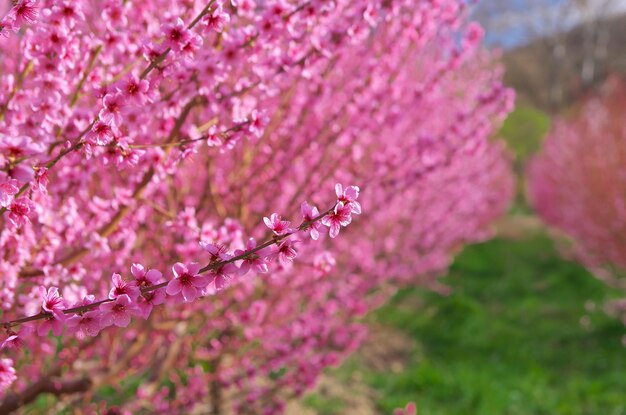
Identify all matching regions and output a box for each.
[356,235,626,414]
[499,106,551,164]
[302,392,346,414]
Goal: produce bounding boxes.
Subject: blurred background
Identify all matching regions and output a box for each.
[291,1,626,413]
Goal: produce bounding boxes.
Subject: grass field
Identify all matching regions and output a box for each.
[306,233,626,414]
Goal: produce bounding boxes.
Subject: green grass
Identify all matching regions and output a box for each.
[360,234,626,415]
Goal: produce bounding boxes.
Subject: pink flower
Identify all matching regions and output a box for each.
[235,238,271,276]
[130,264,163,287]
[267,239,298,266]
[161,18,192,52]
[40,286,65,313]
[37,311,65,337]
[207,260,239,291]
[205,125,223,147]
[0,358,16,393]
[108,273,141,300]
[86,121,115,145]
[0,328,31,350]
[203,5,230,32]
[118,74,150,104]
[166,262,209,302]
[0,179,18,208]
[321,202,352,238]
[300,201,321,240]
[99,93,126,127]
[335,183,361,214]
[12,0,38,26]
[99,294,141,328]
[263,213,293,235]
[66,311,102,339]
[7,196,34,228]
[248,110,268,138]
[137,289,166,319]
[200,242,228,262]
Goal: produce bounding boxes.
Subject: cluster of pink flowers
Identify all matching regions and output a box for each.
[0,0,514,413]
[529,78,626,328]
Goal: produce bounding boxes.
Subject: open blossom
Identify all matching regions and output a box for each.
[207,260,239,292]
[99,93,126,126]
[130,264,163,287]
[109,273,141,300]
[0,358,17,394]
[37,312,66,336]
[335,184,361,214]
[0,328,32,350]
[161,18,192,51]
[202,4,230,32]
[118,74,150,104]
[11,0,39,27]
[248,110,268,138]
[86,121,115,145]
[321,202,352,238]
[40,286,65,313]
[0,179,18,208]
[263,213,293,235]
[235,238,271,276]
[166,262,209,302]
[300,201,321,240]
[267,239,298,267]
[66,311,102,339]
[7,197,34,228]
[137,289,166,319]
[99,294,141,328]
[200,242,229,262]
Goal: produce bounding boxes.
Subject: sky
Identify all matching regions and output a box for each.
[471,0,626,48]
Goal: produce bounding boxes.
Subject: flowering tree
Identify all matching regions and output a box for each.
[529,78,626,329]
[0,0,514,413]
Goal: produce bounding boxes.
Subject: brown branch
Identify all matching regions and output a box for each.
[0,373,92,414]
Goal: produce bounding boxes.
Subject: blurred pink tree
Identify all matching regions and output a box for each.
[529,77,626,329]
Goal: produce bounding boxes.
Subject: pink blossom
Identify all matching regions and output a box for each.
[203,5,230,32]
[0,179,19,208]
[40,286,66,313]
[300,201,321,240]
[118,74,150,104]
[66,311,102,339]
[166,262,209,302]
[248,110,268,138]
[137,289,166,319]
[130,264,163,287]
[12,0,38,27]
[108,273,141,300]
[0,358,17,393]
[161,18,192,52]
[321,202,352,238]
[267,239,298,267]
[335,183,361,214]
[37,311,66,337]
[7,197,34,228]
[235,238,271,276]
[86,121,115,145]
[206,255,239,291]
[99,294,141,328]
[263,213,293,236]
[200,242,229,262]
[99,93,126,126]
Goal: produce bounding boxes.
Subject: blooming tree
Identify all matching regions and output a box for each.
[529,78,626,330]
[0,0,514,413]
